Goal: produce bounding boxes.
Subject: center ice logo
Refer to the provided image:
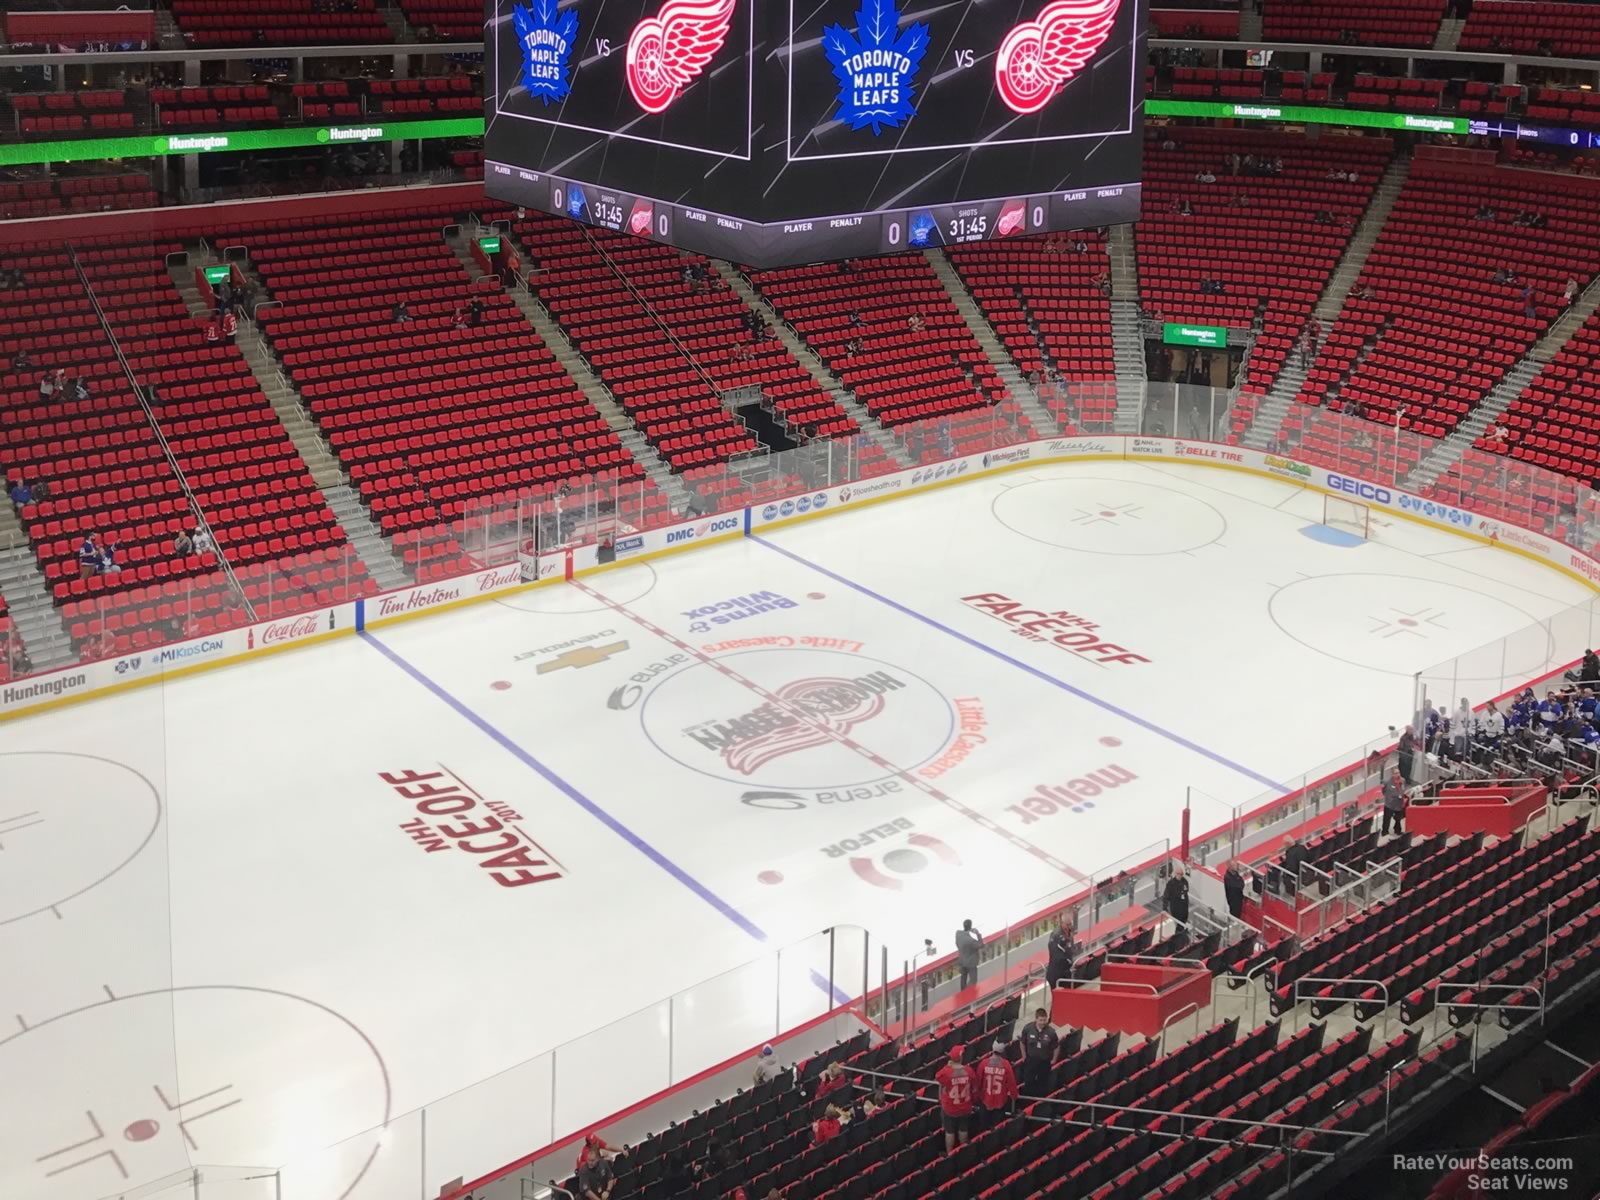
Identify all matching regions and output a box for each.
[685,671,904,775]
[512,0,578,105]
[823,0,930,135]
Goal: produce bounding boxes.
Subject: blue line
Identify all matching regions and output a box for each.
[361,630,771,942]
[751,536,1290,795]
[810,969,851,1006]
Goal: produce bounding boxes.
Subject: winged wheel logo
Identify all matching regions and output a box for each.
[626,0,738,114]
[995,0,1121,115]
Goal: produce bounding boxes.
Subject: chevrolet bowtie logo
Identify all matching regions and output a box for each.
[536,641,630,674]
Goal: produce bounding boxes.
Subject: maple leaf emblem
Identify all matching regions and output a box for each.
[512,0,580,105]
[822,0,930,135]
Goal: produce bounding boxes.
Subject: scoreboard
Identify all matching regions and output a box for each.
[485,0,1146,267]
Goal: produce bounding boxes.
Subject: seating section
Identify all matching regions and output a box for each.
[0,592,22,682]
[1138,129,1391,396]
[945,233,1115,387]
[1459,1,1600,57]
[1261,0,1448,47]
[152,84,278,130]
[0,174,155,222]
[1294,163,1600,438]
[397,0,479,39]
[7,89,136,138]
[517,214,815,468]
[241,211,653,578]
[559,991,1471,1200]
[1270,818,1600,1024]
[367,74,477,114]
[750,257,1005,427]
[1150,7,1240,38]
[170,0,391,46]
[1483,311,1600,485]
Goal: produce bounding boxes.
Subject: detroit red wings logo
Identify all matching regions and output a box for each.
[995,0,1121,115]
[723,675,890,775]
[626,0,738,114]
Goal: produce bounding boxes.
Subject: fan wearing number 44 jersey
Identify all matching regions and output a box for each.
[936,1046,976,1150]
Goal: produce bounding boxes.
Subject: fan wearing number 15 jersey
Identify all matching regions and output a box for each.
[980,1042,1020,1111]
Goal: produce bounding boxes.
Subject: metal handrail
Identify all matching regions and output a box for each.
[521,1179,575,1200]
[1158,1001,1202,1051]
[1292,975,1391,1042]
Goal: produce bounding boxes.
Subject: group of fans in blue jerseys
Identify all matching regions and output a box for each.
[1417,649,1600,784]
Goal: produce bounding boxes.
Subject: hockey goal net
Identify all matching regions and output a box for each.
[1323,494,1371,539]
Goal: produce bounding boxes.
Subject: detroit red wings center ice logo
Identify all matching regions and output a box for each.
[994,0,1121,115]
[626,0,738,114]
[722,674,893,776]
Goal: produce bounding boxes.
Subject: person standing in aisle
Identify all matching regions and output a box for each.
[978,1039,1019,1129]
[1381,771,1406,838]
[1046,914,1077,988]
[1019,1008,1059,1094]
[1163,862,1189,929]
[935,1047,975,1152]
[1223,861,1246,919]
[955,919,983,990]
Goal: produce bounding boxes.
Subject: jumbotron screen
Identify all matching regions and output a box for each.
[484,0,1146,267]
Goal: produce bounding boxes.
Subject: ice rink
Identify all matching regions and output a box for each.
[1,459,1590,1200]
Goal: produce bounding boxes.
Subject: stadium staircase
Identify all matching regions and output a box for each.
[1237,0,1263,41]
[1242,154,1411,450]
[924,248,1067,437]
[487,225,699,514]
[1433,14,1466,50]
[1406,277,1600,491]
[0,539,74,670]
[153,5,187,49]
[711,260,912,467]
[377,0,420,43]
[1107,224,1146,433]
[168,253,412,591]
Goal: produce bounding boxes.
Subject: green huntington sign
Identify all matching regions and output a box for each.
[0,116,485,167]
[1163,323,1229,348]
[1145,98,1468,134]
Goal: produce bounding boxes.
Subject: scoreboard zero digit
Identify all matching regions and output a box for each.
[486,0,1147,267]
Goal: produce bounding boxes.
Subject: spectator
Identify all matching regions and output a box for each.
[193,524,216,556]
[815,1060,850,1102]
[907,310,926,333]
[1397,725,1416,781]
[812,1104,844,1145]
[1564,277,1579,308]
[13,347,30,371]
[934,1046,974,1152]
[1381,771,1406,838]
[173,529,194,558]
[78,533,100,580]
[1480,699,1507,744]
[392,300,412,323]
[71,375,90,402]
[1521,284,1536,320]
[8,477,33,507]
[97,537,122,575]
[1281,835,1305,893]
[1223,860,1245,919]
[978,1039,1018,1127]
[577,1146,616,1200]
[38,371,57,401]
[1045,913,1076,988]
[1019,1008,1058,1093]
[861,1082,890,1117]
[468,297,485,327]
[1163,862,1189,927]
[1179,199,1193,217]
[955,919,982,989]
[205,315,221,345]
[752,1042,780,1085]
[1582,649,1600,683]
[146,383,161,406]
[222,307,238,345]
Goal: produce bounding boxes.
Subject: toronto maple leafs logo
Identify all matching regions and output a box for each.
[511,0,579,105]
[626,0,738,114]
[822,0,929,135]
[995,0,1122,115]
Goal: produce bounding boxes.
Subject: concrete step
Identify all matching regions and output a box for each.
[324,485,411,589]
